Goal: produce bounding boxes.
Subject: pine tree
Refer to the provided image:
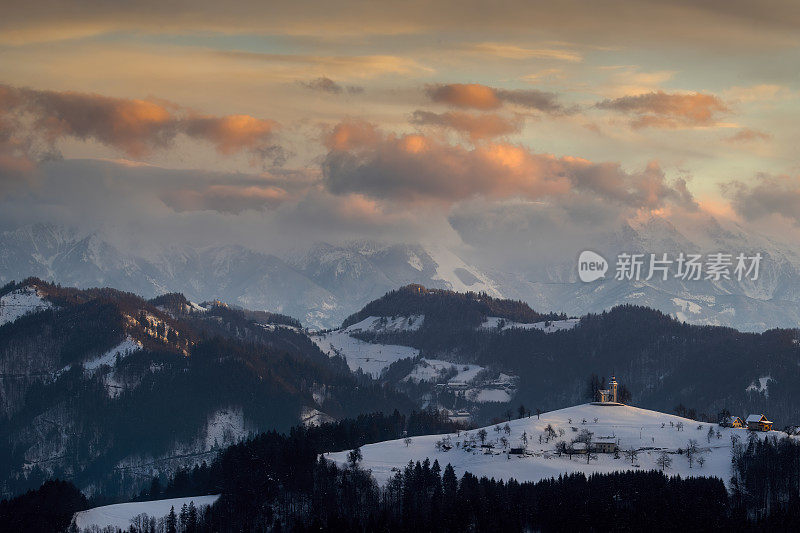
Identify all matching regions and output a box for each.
[166,506,177,533]
[179,503,189,531]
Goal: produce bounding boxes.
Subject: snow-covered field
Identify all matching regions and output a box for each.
[73,495,220,530]
[0,287,53,326]
[326,403,785,486]
[312,316,518,401]
[311,317,421,377]
[404,359,484,384]
[479,317,580,333]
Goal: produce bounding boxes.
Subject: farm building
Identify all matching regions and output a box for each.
[592,438,618,453]
[721,415,744,428]
[745,414,773,432]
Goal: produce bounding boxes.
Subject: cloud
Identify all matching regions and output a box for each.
[723,84,790,103]
[410,110,522,141]
[595,91,729,129]
[426,83,572,115]
[725,174,800,225]
[301,77,364,94]
[221,50,431,78]
[324,120,383,151]
[724,128,772,143]
[322,121,697,210]
[3,1,798,52]
[467,43,582,62]
[0,84,280,160]
[160,184,289,214]
[426,84,501,110]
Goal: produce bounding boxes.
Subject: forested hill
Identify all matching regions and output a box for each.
[341,284,565,330]
[339,286,800,428]
[0,279,415,500]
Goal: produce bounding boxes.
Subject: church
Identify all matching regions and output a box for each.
[594,376,623,405]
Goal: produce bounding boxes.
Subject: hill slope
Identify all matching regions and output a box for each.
[0,279,415,499]
[326,403,784,485]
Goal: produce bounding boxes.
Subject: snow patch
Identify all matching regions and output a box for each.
[74,495,220,530]
[345,314,424,334]
[301,407,335,427]
[467,388,512,403]
[672,297,702,315]
[0,287,53,326]
[479,317,580,333]
[311,330,419,378]
[83,337,143,371]
[424,245,502,297]
[746,376,772,398]
[404,359,484,384]
[205,407,249,449]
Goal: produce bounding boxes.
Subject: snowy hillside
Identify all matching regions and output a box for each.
[311,323,420,378]
[311,314,518,404]
[73,495,219,530]
[0,287,53,326]
[326,403,787,486]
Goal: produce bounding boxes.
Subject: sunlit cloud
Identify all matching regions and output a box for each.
[596,91,729,129]
[410,110,522,142]
[0,84,280,160]
[467,42,582,62]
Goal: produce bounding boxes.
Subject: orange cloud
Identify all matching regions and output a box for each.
[184,115,276,155]
[322,121,695,210]
[410,110,522,141]
[0,84,280,159]
[596,91,728,128]
[161,184,289,214]
[426,83,571,115]
[324,120,382,151]
[725,128,772,143]
[427,84,502,110]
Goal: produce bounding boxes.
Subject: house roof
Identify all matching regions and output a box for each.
[723,415,742,423]
[745,414,772,423]
[593,437,617,444]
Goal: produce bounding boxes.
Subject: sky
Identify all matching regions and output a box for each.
[1,0,799,260]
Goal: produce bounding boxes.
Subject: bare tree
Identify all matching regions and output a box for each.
[623,447,639,465]
[404,437,412,447]
[686,439,699,468]
[477,428,488,444]
[656,451,672,471]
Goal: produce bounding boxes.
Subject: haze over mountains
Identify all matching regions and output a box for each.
[2,219,800,331]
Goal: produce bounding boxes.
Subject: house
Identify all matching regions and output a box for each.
[745,414,773,432]
[509,447,526,455]
[592,438,618,454]
[572,442,588,454]
[721,415,744,428]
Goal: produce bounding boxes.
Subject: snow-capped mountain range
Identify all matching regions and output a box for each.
[2,218,800,331]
